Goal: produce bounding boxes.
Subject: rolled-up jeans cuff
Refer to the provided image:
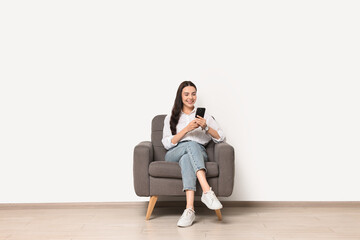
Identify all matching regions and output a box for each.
[183,187,196,192]
[196,167,207,174]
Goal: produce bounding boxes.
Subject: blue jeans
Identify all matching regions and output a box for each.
[165,140,208,192]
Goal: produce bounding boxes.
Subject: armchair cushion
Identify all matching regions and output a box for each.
[149,161,219,179]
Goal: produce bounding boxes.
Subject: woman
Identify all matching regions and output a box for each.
[162,81,226,227]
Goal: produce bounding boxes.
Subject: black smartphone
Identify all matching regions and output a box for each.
[195,107,206,118]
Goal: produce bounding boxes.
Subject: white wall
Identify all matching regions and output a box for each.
[1,1,359,203]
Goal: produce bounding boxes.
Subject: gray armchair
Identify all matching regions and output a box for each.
[133,115,235,220]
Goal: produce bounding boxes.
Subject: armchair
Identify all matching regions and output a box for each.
[133,115,235,220]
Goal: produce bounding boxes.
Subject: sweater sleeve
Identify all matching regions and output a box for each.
[206,115,226,143]
[161,114,178,150]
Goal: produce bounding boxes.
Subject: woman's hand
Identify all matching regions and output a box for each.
[186,119,200,133]
[195,116,207,130]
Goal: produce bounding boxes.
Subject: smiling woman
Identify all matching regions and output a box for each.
[161,80,226,227]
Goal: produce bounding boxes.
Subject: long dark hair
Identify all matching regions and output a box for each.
[170,81,197,135]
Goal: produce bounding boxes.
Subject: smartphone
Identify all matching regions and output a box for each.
[195,107,206,118]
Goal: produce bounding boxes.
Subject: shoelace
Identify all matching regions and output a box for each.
[207,191,215,197]
[184,209,194,216]
[205,191,216,204]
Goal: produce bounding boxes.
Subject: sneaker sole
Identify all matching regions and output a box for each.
[177,220,194,227]
[201,198,223,210]
[177,224,193,227]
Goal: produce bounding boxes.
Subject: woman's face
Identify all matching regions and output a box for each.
[182,86,197,109]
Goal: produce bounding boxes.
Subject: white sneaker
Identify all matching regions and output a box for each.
[177,208,195,227]
[201,187,223,210]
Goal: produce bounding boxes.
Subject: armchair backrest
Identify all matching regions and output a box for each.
[151,115,215,162]
[151,115,168,162]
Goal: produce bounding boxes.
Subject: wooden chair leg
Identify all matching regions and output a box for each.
[145,196,158,220]
[215,209,222,221]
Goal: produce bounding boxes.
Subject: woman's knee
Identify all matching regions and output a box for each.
[178,153,190,165]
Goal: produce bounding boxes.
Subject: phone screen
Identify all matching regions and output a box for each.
[195,108,206,118]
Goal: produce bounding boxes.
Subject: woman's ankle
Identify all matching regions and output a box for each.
[186,206,194,210]
[202,186,211,193]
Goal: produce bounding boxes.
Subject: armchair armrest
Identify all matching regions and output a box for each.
[214,142,235,197]
[133,141,153,197]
